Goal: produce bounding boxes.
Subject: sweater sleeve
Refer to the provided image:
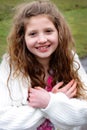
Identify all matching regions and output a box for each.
[0,105,43,130]
[73,53,87,86]
[0,55,44,130]
[41,92,87,129]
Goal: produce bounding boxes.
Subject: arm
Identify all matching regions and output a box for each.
[28,79,77,108]
[28,87,87,129]
[41,92,87,128]
[0,55,44,130]
[0,105,43,130]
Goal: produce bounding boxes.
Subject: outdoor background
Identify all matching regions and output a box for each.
[0,0,87,61]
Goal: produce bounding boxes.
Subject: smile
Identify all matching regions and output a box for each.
[36,45,50,51]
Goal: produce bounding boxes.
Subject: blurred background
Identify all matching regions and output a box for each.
[0,0,87,62]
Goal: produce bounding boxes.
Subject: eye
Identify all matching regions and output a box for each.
[29,31,37,37]
[45,29,53,34]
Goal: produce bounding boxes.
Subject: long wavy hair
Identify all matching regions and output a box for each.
[7,0,87,99]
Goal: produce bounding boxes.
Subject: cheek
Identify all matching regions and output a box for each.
[51,32,58,42]
[26,42,32,50]
[25,37,33,48]
[51,36,58,46]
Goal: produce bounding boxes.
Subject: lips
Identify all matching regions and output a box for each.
[36,45,50,52]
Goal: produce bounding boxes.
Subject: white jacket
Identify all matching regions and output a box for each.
[0,53,87,130]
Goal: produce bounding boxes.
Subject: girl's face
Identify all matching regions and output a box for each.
[25,15,58,62]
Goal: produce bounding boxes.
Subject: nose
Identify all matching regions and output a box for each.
[37,34,47,44]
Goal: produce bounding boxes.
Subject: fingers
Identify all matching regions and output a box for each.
[52,79,77,98]
[66,81,77,98]
[27,88,35,102]
[69,88,77,98]
[52,81,64,93]
[27,87,50,108]
[27,87,46,102]
[63,79,75,92]
[34,86,45,91]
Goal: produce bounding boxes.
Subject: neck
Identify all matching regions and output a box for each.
[37,57,50,72]
[36,58,50,82]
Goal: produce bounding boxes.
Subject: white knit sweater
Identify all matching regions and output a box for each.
[0,53,87,130]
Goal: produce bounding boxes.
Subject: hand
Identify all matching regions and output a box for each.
[52,79,77,98]
[28,87,50,109]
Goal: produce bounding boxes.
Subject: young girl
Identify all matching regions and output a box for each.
[0,0,87,130]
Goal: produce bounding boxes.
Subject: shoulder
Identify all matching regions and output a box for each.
[0,53,10,79]
[72,52,87,87]
[0,53,10,68]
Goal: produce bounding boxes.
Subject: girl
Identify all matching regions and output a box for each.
[0,0,87,130]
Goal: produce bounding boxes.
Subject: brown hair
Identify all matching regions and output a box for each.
[7,0,86,99]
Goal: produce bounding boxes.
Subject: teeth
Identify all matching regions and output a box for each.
[35,45,49,51]
[37,45,49,49]
[40,46,47,49]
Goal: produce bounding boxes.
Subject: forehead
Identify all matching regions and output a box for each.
[25,14,55,27]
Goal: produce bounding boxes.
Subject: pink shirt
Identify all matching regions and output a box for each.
[37,76,55,130]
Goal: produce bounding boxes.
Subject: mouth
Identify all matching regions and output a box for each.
[35,45,50,51]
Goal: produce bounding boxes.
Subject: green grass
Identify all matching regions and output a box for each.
[0,20,11,59]
[0,0,24,21]
[0,0,87,61]
[64,8,87,58]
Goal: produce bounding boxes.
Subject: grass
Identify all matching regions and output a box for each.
[0,20,11,58]
[0,0,87,61]
[64,8,87,57]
